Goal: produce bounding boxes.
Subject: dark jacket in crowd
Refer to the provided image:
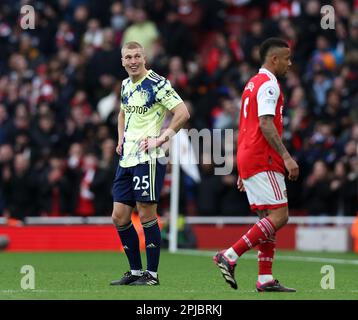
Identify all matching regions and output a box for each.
[2,170,38,219]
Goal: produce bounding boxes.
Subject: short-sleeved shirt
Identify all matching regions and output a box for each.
[119,70,183,167]
[236,68,285,179]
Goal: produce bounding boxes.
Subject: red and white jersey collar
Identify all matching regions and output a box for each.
[258,68,277,82]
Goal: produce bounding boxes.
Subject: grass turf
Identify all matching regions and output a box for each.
[0,250,357,300]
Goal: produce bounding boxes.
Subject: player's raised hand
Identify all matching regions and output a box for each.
[284,156,299,181]
[237,176,246,192]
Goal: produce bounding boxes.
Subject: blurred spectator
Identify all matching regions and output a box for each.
[31,112,64,160]
[13,130,32,159]
[110,1,127,45]
[242,20,266,67]
[277,17,298,49]
[308,35,344,77]
[177,0,203,31]
[218,154,250,216]
[293,0,322,69]
[70,90,92,116]
[304,122,337,167]
[2,153,38,220]
[67,142,84,170]
[149,40,169,76]
[65,105,89,144]
[39,156,75,216]
[167,56,188,92]
[205,32,229,76]
[56,21,75,50]
[86,27,125,101]
[196,154,221,216]
[72,5,90,50]
[6,103,31,144]
[97,81,121,122]
[303,160,334,216]
[322,89,351,136]
[0,145,14,168]
[330,160,358,216]
[75,152,97,216]
[121,6,159,61]
[213,96,239,130]
[99,138,117,171]
[310,70,333,114]
[0,103,10,145]
[345,14,358,59]
[160,8,193,61]
[0,144,14,214]
[74,152,113,216]
[83,18,104,49]
[89,152,114,217]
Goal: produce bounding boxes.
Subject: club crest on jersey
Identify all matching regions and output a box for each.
[245,82,254,92]
[140,89,150,102]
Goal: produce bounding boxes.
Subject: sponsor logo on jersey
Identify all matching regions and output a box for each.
[124,105,149,114]
[265,86,276,97]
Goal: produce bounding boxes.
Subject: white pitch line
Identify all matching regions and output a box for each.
[175,249,358,265]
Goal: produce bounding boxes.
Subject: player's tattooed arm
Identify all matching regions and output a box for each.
[259,115,299,181]
[139,102,190,152]
[259,115,288,158]
[158,102,190,145]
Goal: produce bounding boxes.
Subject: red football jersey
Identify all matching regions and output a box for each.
[237,68,285,179]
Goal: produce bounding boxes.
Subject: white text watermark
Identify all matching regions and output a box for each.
[320,265,335,289]
[20,5,35,30]
[20,265,35,290]
[321,5,335,30]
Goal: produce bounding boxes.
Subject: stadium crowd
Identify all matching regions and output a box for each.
[0,0,358,221]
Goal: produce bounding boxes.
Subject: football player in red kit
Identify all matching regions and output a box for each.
[214,38,299,292]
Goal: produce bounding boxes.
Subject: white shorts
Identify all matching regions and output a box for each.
[242,171,288,211]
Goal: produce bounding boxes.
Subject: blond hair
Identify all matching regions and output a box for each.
[121,41,144,56]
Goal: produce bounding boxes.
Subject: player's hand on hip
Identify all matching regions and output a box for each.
[237,176,246,192]
[139,137,161,152]
[116,144,122,156]
[284,157,299,181]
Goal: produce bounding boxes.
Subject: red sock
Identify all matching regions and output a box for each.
[232,217,276,257]
[258,236,276,275]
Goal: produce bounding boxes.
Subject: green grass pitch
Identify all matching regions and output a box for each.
[0,249,357,300]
